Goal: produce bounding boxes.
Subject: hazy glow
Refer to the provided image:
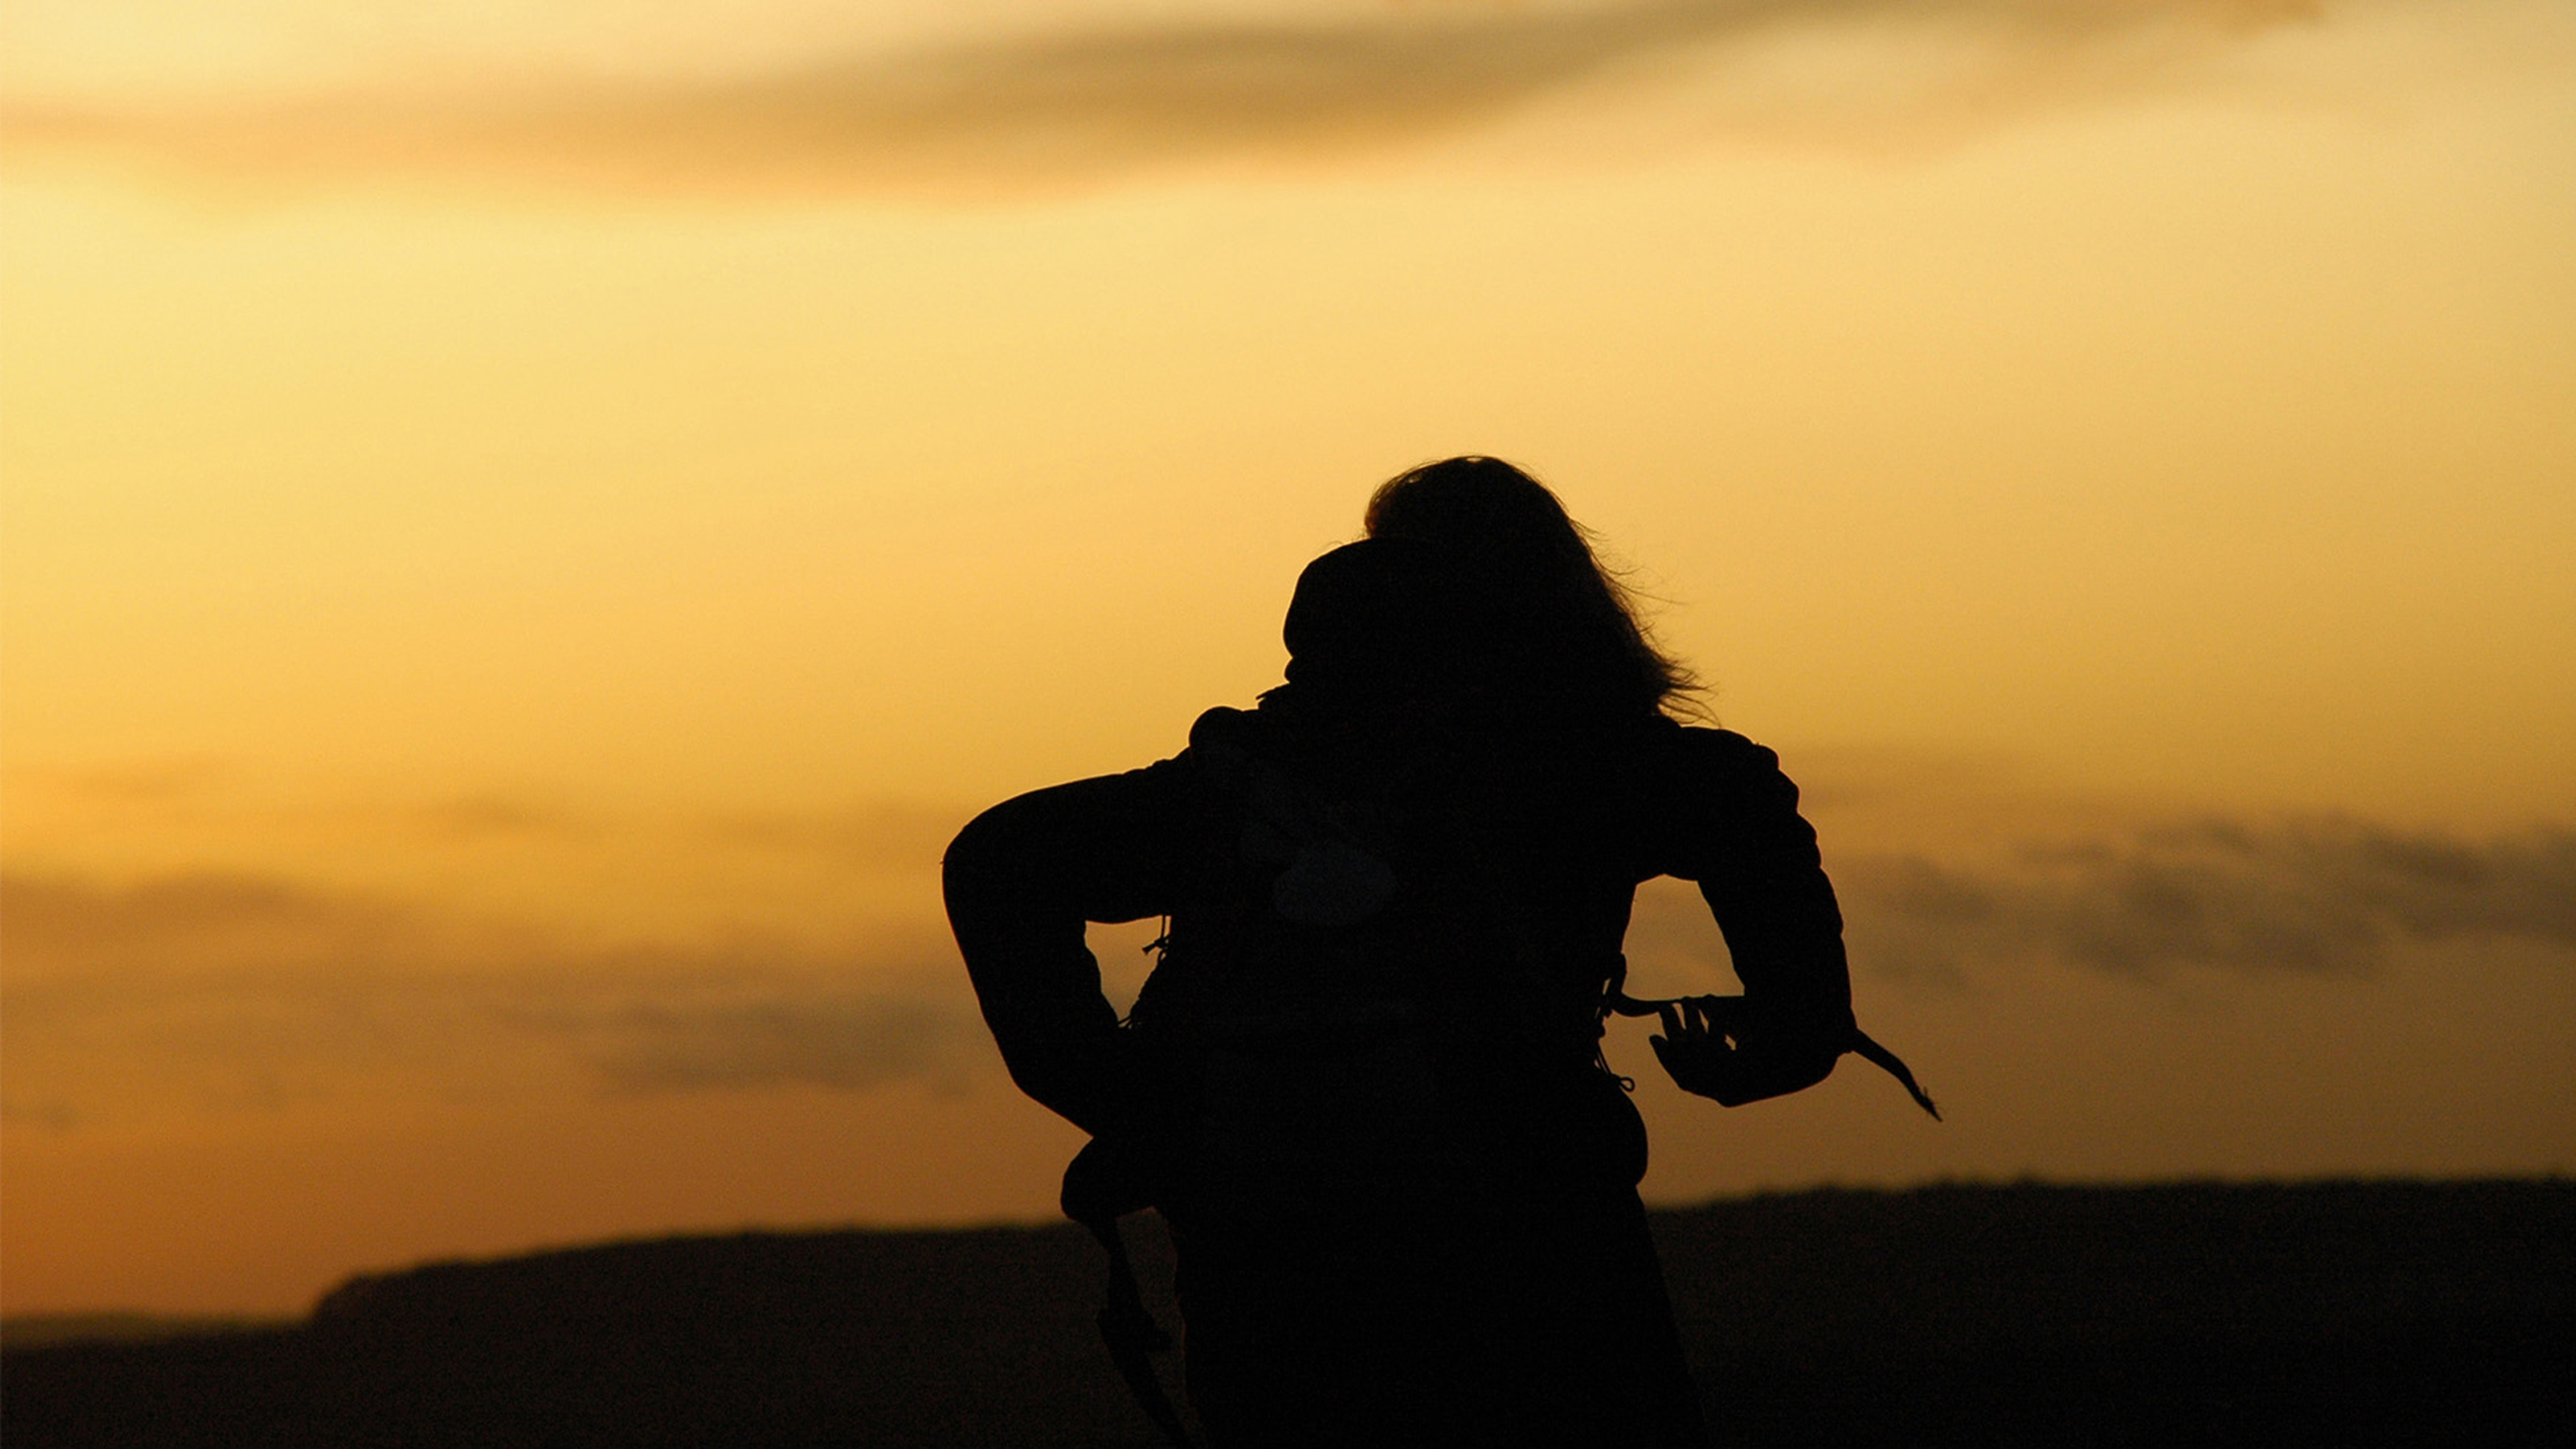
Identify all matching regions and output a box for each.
[4,0,2572,1314]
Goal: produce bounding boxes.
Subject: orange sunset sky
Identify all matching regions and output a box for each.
[4,0,2572,1317]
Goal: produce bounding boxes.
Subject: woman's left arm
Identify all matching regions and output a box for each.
[1649,728,1857,1103]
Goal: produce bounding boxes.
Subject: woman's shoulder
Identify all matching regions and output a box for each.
[1617,719,1811,840]
[1182,705,1264,788]
[1186,704,1259,751]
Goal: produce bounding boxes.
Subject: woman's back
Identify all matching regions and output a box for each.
[943,460,1864,1446]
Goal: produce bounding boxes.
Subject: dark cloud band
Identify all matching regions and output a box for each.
[2,0,2339,200]
[0,872,976,1125]
[1842,818,2576,981]
[14,801,2566,1128]
[1621,814,2576,986]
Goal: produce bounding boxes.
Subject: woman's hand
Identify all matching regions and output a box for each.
[1648,994,1845,1107]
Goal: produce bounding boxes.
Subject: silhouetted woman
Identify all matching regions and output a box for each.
[946,458,1877,1447]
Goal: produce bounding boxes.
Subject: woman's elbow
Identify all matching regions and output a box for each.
[942,800,1024,913]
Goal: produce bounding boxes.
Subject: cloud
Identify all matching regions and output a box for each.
[0,871,417,974]
[0,870,979,1124]
[1,0,2344,200]
[1618,811,2576,989]
[503,990,966,1095]
[3,759,966,877]
[695,801,969,873]
[42,757,227,804]
[1836,817,2576,982]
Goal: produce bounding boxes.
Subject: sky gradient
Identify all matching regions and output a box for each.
[5,0,2573,1315]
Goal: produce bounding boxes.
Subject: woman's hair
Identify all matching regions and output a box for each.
[1362,457,1697,720]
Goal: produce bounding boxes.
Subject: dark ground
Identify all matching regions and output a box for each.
[6,1180,2569,1446]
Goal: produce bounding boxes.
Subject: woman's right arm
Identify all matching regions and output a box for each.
[942,760,1195,1138]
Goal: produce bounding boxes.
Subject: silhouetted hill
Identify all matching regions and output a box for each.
[0,1314,288,1353]
[7,1180,2569,1446]
[1653,1179,2573,1445]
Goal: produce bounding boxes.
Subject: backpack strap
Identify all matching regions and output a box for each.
[1064,1138,1193,1448]
[1848,1029,1941,1120]
[1083,1213,1191,1449]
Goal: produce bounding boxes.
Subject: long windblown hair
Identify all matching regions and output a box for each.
[1361,457,1698,722]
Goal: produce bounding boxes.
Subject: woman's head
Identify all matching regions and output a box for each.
[1365,457,1595,576]
[1357,457,1695,720]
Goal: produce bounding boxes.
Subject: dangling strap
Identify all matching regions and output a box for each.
[1081,1212,1193,1449]
[1850,1029,1941,1119]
